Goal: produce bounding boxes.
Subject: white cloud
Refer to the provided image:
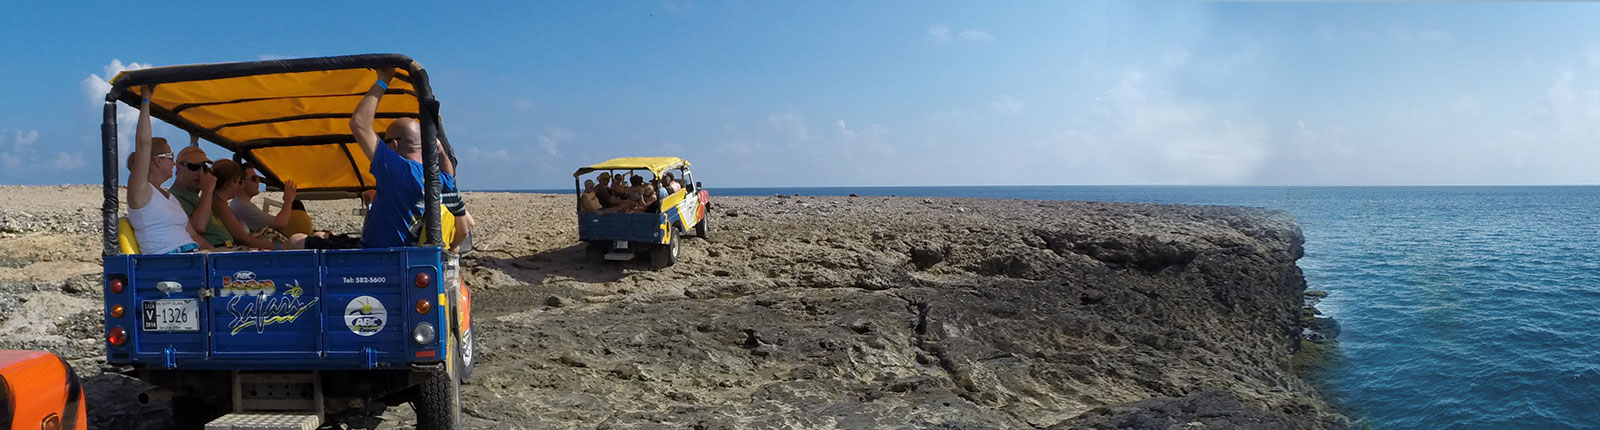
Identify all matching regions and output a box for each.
[929,108,968,124]
[0,130,89,182]
[1319,25,1449,44]
[832,120,894,159]
[51,152,85,170]
[1389,26,1452,43]
[1450,96,1483,114]
[991,95,1026,114]
[515,100,537,110]
[537,127,574,157]
[82,59,153,159]
[1161,49,1191,68]
[768,112,811,141]
[1052,69,1269,184]
[929,24,991,43]
[13,130,38,149]
[958,29,993,41]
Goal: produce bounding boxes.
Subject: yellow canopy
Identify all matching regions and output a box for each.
[573,157,691,178]
[106,54,448,194]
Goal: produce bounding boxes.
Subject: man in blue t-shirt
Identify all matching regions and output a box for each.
[349,68,427,248]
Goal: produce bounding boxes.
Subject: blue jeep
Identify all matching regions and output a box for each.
[574,157,710,269]
[97,55,473,430]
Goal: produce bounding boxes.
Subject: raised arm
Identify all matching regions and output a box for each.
[435,139,456,176]
[127,86,156,210]
[186,170,217,233]
[351,68,395,160]
[268,181,297,232]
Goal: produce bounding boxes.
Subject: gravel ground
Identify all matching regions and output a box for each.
[0,185,1350,429]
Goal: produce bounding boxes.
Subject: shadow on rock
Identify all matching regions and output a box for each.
[84,373,173,430]
[471,243,638,286]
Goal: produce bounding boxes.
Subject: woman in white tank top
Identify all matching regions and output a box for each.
[126,85,208,254]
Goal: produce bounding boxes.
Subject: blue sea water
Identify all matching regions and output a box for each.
[511,185,1600,429]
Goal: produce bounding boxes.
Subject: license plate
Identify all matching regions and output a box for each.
[614,241,629,249]
[142,299,200,332]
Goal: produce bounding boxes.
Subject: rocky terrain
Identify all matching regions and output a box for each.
[0,185,1349,429]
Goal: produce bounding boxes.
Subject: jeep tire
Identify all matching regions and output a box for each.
[413,340,463,430]
[650,229,680,269]
[694,206,709,239]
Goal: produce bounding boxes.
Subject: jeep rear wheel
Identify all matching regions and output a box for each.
[413,341,463,430]
[650,229,680,269]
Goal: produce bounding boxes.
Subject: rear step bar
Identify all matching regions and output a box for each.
[204,413,320,430]
[207,372,324,430]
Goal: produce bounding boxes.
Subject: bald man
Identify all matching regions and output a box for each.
[345,68,429,248]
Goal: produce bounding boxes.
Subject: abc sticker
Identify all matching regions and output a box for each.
[345,295,387,336]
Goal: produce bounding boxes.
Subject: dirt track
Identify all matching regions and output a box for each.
[0,185,1350,429]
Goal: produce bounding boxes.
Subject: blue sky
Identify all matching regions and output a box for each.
[4,2,1600,188]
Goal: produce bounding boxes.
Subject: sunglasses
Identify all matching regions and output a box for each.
[179,161,212,172]
[152,152,174,160]
[246,176,261,183]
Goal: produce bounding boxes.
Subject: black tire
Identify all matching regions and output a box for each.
[650,229,680,269]
[694,207,709,239]
[413,340,463,430]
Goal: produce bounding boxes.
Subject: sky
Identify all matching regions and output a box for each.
[3,2,1600,188]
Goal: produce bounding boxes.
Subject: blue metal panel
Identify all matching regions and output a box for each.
[321,249,422,365]
[209,250,323,359]
[108,247,449,370]
[129,253,209,366]
[577,212,667,242]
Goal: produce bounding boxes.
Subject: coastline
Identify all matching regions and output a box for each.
[0,185,1351,429]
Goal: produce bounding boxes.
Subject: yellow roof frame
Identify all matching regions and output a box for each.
[573,157,690,178]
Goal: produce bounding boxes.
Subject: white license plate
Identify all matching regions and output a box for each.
[142,299,200,332]
[614,241,629,249]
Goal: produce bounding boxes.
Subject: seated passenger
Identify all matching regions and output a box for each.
[207,160,310,250]
[228,163,304,235]
[662,172,684,194]
[610,173,630,200]
[630,175,657,207]
[601,192,646,213]
[435,139,475,253]
[594,173,617,207]
[653,179,668,203]
[125,85,210,254]
[168,144,232,247]
[579,180,603,212]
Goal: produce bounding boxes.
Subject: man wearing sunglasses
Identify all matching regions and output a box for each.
[168,144,233,247]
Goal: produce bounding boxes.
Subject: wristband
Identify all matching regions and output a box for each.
[375,79,389,90]
[142,97,151,104]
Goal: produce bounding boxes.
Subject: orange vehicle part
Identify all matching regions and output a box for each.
[0,350,86,430]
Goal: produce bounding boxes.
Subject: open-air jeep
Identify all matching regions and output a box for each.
[98,54,473,430]
[574,157,709,269]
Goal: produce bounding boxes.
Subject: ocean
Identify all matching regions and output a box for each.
[507,185,1600,429]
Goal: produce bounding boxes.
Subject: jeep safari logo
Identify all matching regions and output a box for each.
[221,271,276,297]
[344,295,387,336]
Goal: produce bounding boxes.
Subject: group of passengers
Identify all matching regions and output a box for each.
[578,171,684,213]
[124,68,474,255]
